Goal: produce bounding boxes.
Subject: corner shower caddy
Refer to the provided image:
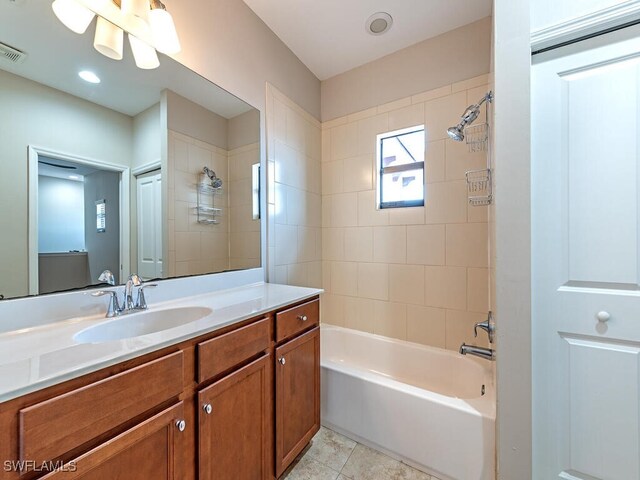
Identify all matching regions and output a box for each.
[465,91,493,206]
[195,167,223,225]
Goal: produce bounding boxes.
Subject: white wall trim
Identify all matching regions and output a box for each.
[132,159,161,177]
[531,1,640,51]
[28,146,131,295]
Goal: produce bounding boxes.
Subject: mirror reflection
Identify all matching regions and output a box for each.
[0,1,261,300]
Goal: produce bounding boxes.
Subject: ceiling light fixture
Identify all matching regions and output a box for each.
[78,70,101,83]
[366,12,393,36]
[51,0,180,70]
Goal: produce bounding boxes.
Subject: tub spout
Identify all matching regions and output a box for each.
[459,343,496,361]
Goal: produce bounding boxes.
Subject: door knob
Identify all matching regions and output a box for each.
[596,311,610,323]
[279,357,286,365]
[203,403,212,415]
[176,420,186,432]
[297,315,308,322]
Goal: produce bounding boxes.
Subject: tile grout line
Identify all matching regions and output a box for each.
[337,440,359,478]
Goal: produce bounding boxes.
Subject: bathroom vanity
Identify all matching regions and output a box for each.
[0,284,321,479]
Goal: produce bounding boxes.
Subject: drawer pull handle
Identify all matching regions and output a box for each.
[203,403,213,415]
[279,357,286,365]
[297,315,308,322]
[176,420,187,432]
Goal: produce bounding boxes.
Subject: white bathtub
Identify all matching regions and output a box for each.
[320,325,495,480]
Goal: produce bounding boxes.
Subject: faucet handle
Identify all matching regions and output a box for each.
[92,290,121,317]
[135,283,158,310]
[474,312,495,344]
[98,270,116,286]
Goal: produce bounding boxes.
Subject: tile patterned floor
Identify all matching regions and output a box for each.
[282,427,442,480]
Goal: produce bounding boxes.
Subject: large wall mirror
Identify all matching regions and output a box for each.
[0,2,262,300]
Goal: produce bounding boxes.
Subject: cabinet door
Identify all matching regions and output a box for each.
[275,327,320,477]
[198,354,273,480]
[41,402,186,480]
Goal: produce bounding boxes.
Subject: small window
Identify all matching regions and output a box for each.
[376,126,425,209]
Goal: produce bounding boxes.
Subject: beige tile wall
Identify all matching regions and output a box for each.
[266,85,323,288]
[167,130,230,277]
[321,74,491,351]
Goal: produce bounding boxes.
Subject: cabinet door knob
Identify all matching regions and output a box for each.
[279,357,286,365]
[297,315,308,322]
[176,420,186,432]
[203,403,212,415]
[596,311,611,323]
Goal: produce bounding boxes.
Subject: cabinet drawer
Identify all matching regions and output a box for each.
[197,317,271,383]
[19,351,183,465]
[275,299,319,343]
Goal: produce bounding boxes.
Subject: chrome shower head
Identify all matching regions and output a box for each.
[447,125,465,142]
[446,91,493,142]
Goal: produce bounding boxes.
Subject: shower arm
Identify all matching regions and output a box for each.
[460,92,493,126]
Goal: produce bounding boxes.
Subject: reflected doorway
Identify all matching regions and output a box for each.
[28,146,130,295]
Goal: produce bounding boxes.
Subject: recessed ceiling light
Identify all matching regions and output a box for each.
[78,70,100,84]
[366,12,393,36]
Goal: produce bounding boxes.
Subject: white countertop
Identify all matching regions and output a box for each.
[0,282,322,403]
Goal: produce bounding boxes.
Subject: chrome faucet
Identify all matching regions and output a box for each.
[460,343,496,361]
[124,274,142,311]
[459,312,496,361]
[92,271,157,318]
[474,312,495,344]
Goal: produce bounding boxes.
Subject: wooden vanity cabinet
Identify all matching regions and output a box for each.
[40,402,186,480]
[198,355,273,480]
[0,295,320,480]
[274,300,321,477]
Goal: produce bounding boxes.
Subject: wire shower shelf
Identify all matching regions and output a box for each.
[466,168,492,206]
[465,123,488,153]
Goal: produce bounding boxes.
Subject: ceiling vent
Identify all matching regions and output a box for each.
[0,42,27,64]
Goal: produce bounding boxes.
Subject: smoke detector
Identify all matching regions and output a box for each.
[366,12,393,36]
[0,42,27,64]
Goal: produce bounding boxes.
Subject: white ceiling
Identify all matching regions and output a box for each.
[243,0,492,80]
[0,0,254,118]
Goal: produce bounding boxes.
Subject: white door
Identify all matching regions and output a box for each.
[532,27,640,480]
[136,171,162,280]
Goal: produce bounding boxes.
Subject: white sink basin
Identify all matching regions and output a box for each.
[74,307,213,343]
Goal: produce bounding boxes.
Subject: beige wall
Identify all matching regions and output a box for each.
[169,0,320,119]
[228,142,261,270]
[228,110,261,270]
[320,74,491,351]
[321,17,492,121]
[0,69,133,299]
[266,85,323,288]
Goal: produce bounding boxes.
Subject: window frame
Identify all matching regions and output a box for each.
[376,125,425,209]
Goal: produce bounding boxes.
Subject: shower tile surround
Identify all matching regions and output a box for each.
[268,74,491,350]
[321,75,491,349]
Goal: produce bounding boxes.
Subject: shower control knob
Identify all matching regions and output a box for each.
[596,311,610,323]
[279,357,286,365]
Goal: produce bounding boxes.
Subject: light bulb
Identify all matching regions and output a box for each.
[129,34,160,69]
[51,0,95,34]
[94,16,123,60]
[148,6,181,55]
[78,70,101,83]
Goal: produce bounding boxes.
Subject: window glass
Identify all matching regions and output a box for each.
[377,126,425,208]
